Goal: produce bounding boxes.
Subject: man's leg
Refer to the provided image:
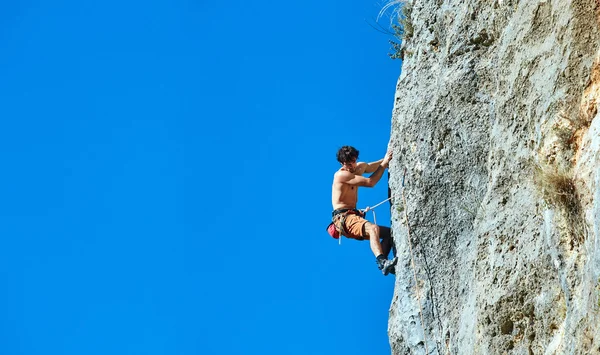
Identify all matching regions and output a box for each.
[366,223,397,275]
[379,226,393,258]
[365,222,383,257]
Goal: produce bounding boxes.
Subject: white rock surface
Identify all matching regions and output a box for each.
[387,1,600,354]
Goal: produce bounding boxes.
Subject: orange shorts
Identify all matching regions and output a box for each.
[335,212,370,240]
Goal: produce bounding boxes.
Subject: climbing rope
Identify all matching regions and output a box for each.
[356,169,431,353]
[401,173,429,355]
[363,196,392,226]
[401,170,452,355]
[348,168,442,354]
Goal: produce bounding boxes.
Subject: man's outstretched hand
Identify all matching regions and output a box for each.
[382,149,393,168]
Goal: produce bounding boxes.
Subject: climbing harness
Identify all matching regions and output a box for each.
[328,191,393,246]
[330,208,368,245]
[330,199,392,245]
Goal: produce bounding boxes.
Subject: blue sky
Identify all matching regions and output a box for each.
[0,1,402,354]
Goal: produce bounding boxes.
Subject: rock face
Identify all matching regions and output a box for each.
[387,1,600,354]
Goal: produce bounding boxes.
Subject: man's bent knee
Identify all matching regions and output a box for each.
[365,223,380,238]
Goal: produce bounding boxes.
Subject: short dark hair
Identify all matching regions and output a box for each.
[336,146,359,164]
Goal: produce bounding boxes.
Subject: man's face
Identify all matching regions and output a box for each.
[342,158,357,173]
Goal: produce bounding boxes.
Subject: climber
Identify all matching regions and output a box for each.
[330,145,398,275]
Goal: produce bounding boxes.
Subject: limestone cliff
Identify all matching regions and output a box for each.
[387,0,600,354]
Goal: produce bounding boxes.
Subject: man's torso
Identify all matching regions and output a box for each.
[331,169,360,210]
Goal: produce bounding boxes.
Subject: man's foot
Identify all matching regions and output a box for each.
[377,257,398,276]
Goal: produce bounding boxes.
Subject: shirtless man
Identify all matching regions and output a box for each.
[331,145,398,275]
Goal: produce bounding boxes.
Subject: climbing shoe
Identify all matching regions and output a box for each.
[377,257,398,276]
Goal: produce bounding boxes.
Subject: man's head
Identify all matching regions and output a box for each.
[337,146,359,172]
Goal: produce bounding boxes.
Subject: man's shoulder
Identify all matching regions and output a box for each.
[334,169,352,178]
[356,161,367,169]
[334,170,357,184]
[355,162,367,175]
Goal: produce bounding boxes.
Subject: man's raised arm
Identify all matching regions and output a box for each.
[338,150,392,187]
[363,158,384,173]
